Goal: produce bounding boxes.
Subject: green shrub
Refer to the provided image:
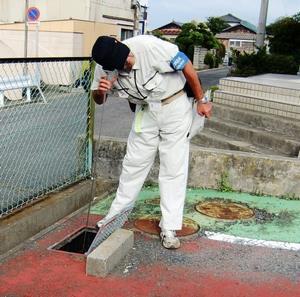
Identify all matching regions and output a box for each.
[267,13,300,64]
[204,52,216,68]
[216,42,226,60]
[209,85,219,92]
[231,48,298,76]
[217,172,233,192]
[209,85,219,102]
[267,54,298,74]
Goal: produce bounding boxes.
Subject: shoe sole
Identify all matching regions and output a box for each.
[160,235,180,249]
[162,241,180,249]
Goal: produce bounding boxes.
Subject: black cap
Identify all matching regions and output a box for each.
[92,36,130,71]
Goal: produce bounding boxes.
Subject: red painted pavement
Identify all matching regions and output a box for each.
[0,214,299,297]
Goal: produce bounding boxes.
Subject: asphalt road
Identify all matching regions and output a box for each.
[94,67,229,139]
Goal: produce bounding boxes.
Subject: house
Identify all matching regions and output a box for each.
[152,21,183,42]
[216,14,257,54]
[219,13,242,27]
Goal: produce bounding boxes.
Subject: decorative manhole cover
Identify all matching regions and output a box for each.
[195,200,255,220]
[134,216,199,237]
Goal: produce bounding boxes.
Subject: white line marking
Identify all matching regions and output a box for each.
[205,231,300,251]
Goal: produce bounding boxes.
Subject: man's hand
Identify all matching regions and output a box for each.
[98,76,117,94]
[197,101,212,118]
[92,75,117,105]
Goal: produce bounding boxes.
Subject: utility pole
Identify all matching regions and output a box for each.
[132,1,141,36]
[24,0,29,58]
[256,0,269,48]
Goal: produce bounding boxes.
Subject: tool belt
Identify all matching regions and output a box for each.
[161,89,185,106]
[127,89,185,112]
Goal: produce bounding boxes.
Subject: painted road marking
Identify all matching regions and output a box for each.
[205,231,300,251]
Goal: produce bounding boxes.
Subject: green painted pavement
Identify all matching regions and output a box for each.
[90,186,300,244]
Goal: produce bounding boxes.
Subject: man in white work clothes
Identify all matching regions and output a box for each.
[91,35,212,249]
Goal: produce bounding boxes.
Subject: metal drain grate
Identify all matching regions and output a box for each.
[86,205,133,255]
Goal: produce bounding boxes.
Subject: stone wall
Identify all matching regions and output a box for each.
[193,46,208,70]
[95,137,300,198]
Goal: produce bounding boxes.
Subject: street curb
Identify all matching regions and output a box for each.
[198,66,230,73]
[86,228,134,277]
[0,178,116,257]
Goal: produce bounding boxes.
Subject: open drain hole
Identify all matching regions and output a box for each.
[51,227,97,254]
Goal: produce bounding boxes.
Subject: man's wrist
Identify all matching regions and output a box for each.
[196,96,208,104]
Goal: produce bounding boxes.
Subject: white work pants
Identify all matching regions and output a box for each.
[105,93,193,230]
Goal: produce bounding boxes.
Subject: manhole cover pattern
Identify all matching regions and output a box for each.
[144,197,160,205]
[195,201,255,220]
[134,216,199,237]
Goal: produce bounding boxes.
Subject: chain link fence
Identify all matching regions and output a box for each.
[0,57,93,217]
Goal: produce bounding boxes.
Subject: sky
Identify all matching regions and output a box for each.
[146,0,300,29]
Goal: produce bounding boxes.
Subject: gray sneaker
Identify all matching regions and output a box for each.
[95,216,112,229]
[160,230,180,249]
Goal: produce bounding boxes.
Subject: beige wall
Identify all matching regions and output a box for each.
[0,0,23,23]
[0,20,118,56]
[91,0,134,23]
[73,21,118,56]
[0,0,134,25]
[0,0,136,56]
[0,29,83,57]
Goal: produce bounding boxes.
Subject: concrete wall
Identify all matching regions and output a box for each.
[0,0,135,53]
[0,179,116,256]
[0,29,83,57]
[193,46,208,70]
[0,20,117,56]
[0,0,88,23]
[0,0,22,23]
[0,0,134,24]
[95,137,300,198]
[91,0,134,24]
[214,75,300,121]
[73,20,118,55]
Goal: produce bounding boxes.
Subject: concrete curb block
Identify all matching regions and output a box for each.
[86,229,134,277]
[198,66,230,73]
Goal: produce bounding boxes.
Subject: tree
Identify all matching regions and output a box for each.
[206,17,229,35]
[151,29,168,41]
[267,12,300,63]
[293,12,300,22]
[175,22,219,61]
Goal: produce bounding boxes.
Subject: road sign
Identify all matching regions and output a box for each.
[27,7,40,22]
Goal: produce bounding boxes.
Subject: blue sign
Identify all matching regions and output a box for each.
[27,7,40,22]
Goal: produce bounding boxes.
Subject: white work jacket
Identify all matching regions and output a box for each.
[91,35,186,105]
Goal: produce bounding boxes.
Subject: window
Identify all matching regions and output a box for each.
[121,29,133,41]
[241,41,254,47]
[229,40,241,47]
